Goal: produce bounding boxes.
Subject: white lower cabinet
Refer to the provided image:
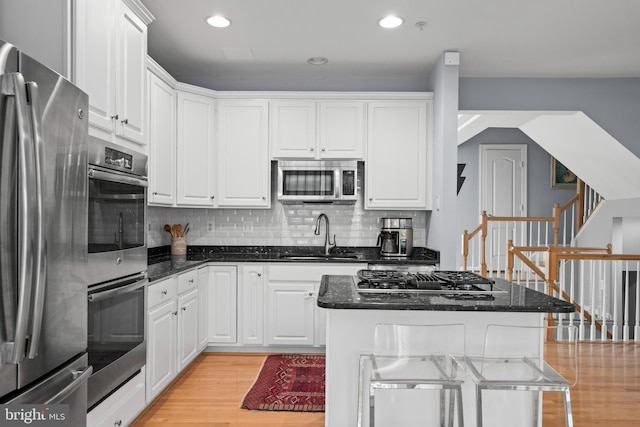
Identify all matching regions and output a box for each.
[207,265,238,343]
[265,263,363,346]
[87,367,146,427]
[197,266,210,350]
[240,265,265,345]
[146,269,201,403]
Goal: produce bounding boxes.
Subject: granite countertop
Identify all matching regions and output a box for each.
[317,275,576,313]
[147,245,439,282]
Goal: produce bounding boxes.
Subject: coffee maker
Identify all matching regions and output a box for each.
[378,217,413,257]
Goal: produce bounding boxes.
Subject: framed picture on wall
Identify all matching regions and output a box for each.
[551,157,577,188]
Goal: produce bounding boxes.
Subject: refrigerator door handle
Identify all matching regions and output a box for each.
[24,81,47,359]
[1,72,37,364]
[45,366,93,404]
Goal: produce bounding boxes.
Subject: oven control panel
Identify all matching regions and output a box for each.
[105,147,133,171]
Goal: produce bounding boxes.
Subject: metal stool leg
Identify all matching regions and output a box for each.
[476,385,484,427]
[532,390,540,427]
[563,388,574,427]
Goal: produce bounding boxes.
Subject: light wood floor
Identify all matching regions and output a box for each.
[132,343,640,427]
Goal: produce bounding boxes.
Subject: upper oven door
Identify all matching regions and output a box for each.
[88,166,148,285]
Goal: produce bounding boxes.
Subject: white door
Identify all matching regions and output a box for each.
[480,145,527,270]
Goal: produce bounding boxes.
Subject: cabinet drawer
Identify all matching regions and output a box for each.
[148,277,177,309]
[178,269,198,294]
[87,367,146,427]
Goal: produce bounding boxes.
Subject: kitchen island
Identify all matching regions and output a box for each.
[318,275,575,427]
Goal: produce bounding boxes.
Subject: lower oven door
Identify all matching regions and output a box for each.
[87,274,147,409]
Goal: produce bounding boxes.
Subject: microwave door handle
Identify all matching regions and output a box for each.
[88,278,147,302]
[2,73,37,364]
[25,82,47,359]
[88,168,148,188]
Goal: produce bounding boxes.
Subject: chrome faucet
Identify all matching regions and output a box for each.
[315,213,336,255]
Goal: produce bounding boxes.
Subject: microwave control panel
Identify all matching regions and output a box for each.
[342,170,355,196]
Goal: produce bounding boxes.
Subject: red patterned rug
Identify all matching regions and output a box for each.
[241,354,325,412]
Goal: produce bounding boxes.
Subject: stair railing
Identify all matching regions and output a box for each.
[506,242,640,342]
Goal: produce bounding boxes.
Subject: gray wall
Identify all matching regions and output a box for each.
[457,77,640,266]
[426,53,460,269]
[0,0,70,77]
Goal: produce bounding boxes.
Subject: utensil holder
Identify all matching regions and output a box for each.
[171,237,187,256]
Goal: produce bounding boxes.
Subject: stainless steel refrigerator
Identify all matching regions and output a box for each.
[1,39,91,426]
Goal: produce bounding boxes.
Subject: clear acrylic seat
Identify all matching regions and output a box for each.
[357,323,466,427]
[464,323,578,427]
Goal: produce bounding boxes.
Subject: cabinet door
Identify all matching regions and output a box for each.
[366,101,428,209]
[216,100,270,208]
[207,266,237,343]
[146,299,176,402]
[240,265,265,345]
[197,267,209,350]
[319,101,364,159]
[74,0,117,136]
[270,100,316,158]
[148,72,176,205]
[266,282,315,345]
[116,1,147,145]
[176,91,216,206]
[177,289,199,372]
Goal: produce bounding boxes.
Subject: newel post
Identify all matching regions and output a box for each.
[480,211,488,277]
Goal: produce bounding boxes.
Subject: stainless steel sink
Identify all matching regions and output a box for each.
[280,254,360,261]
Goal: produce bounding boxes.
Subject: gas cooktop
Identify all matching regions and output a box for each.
[354,270,503,299]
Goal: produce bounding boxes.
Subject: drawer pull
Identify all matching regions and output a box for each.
[114,421,122,426]
[162,290,167,295]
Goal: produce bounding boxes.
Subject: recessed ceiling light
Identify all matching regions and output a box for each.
[206,15,231,28]
[378,15,403,29]
[307,57,328,65]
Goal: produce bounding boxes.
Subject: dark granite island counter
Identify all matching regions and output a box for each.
[318,275,575,427]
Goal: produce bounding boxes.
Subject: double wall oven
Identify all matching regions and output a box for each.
[86,137,148,409]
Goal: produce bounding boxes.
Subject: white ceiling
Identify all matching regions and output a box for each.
[141,0,640,91]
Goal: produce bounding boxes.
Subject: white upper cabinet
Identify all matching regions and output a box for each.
[75,0,153,150]
[176,89,216,207]
[318,101,365,159]
[366,100,432,210]
[216,100,270,208]
[147,68,176,205]
[271,100,364,160]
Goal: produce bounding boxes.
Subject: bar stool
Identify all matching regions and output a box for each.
[357,323,466,427]
[464,323,578,427]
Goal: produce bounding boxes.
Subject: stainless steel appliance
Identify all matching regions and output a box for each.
[354,270,502,299]
[378,217,414,257]
[88,138,148,285]
[277,160,358,204]
[86,138,147,409]
[0,39,91,425]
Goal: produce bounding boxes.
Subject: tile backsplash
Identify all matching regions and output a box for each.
[148,202,427,248]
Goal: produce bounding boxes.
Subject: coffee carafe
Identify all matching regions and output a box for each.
[378,217,413,257]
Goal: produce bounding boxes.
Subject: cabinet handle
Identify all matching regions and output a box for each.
[310,147,314,152]
[257,273,262,277]
[162,290,167,295]
[121,118,128,124]
[210,195,215,200]
[189,279,194,283]
[321,147,326,152]
[114,420,122,426]
[172,311,178,316]
[262,196,266,200]
[369,197,373,201]
[182,307,187,311]
[153,192,158,195]
[111,114,119,120]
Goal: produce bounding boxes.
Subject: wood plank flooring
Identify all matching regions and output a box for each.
[131,343,640,427]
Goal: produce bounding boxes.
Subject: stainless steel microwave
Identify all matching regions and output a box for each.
[277,160,358,204]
